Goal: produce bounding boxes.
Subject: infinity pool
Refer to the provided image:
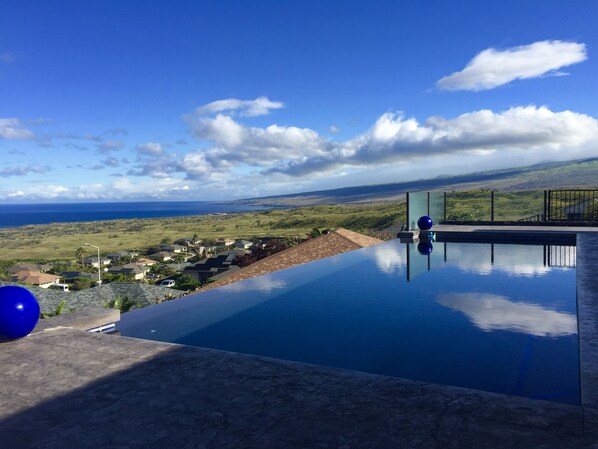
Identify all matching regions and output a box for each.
[118,239,579,404]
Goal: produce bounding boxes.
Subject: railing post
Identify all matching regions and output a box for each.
[427,191,430,217]
[543,190,547,222]
[444,191,447,222]
[406,192,410,229]
[491,191,494,222]
[547,190,551,221]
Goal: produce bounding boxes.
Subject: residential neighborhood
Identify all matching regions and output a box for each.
[0,228,381,316]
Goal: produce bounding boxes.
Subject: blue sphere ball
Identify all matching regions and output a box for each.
[417,241,433,255]
[0,286,40,340]
[417,215,433,230]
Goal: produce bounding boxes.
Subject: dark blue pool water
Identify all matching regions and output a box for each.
[118,240,579,404]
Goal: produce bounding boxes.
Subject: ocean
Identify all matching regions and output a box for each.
[0,201,269,228]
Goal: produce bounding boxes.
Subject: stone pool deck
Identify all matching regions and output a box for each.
[1,230,598,448]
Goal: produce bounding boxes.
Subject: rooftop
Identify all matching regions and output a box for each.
[202,227,382,291]
[1,227,597,448]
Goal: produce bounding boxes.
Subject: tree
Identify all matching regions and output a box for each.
[75,247,85,264]
[71,277,94,291]
[160,237,171,244]
[192,234,200,244]
[40,300,69,319]
[106,295,136,313]
[102,272,129,284]
[307,228,322,238]
[174,274,200,291]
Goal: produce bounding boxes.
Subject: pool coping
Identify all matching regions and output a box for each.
[1,228,597,447]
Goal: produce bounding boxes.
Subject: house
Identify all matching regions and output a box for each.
[82,256,111,268]
[106,251,139,261]
[158,244,187,253]
[234,239,253,250]
[175,237,200,246]
[163,261,194,272]
[200,228,382,292]
[107,263,149,280]
[60,271,101,282]
[148,251,173,262]
[182,251,239,282]
[135,257,157,267]
[10,270,61,289]
[216,238,235,247]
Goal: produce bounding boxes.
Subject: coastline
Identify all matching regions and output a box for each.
[0,201,271,229]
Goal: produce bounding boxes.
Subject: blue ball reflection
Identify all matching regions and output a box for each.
[417,216,433,230]
[0,286,40,340]
[417,241,433,255]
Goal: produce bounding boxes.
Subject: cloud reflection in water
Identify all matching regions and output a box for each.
[437,292,577,337]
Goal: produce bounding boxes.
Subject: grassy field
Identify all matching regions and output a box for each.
[0,202,405,261]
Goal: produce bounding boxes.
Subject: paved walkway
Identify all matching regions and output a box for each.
[1,231,597,448]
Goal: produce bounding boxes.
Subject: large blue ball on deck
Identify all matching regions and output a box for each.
[0,286,40,340]
[417,215,433,231]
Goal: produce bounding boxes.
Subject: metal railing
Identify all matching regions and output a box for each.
[547,189,598,221]
[442,189,598,224]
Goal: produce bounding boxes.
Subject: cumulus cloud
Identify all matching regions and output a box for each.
[445,243,554,277]
[0,164,50,177]
[0,178,190,202]
[3,184,69,200]
[179,101,598,188]
[195,96,284,117]
[183,112,332,180]
[128,151,180,178]
[136,142,163,155]
[373,244,405,274]
[269,106,598,177]
[437,293,577,337]
[437,40,587,91]
[0,118,35,140]
[101,157,120,167]
[329,125,341,134]
[97,140,124,153]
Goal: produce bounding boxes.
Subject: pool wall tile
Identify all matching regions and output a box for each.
[576,232,598,432]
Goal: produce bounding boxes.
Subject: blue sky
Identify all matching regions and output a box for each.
[1,0,597,203]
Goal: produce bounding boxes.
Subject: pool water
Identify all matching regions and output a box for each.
[118,239,579,405]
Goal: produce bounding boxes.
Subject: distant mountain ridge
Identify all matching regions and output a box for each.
[233,158,598,206]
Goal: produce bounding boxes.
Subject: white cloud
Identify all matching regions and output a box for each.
[177,102,598,193]
[0,178,191,202]
[373,244,405,274]
[97,140,124,153]
[443,243,566,277]
[0,164,50,177]
[136,142,163,155]
[437,293,577,337]
[2,184,69,200]
[329,125,340,134]
[195,96,284,117]
[437,40,587,91]
[270,106,598,177]
[184,112,331,179]
[0,118,35,140]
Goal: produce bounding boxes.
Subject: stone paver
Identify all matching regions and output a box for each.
[0,327,596,449]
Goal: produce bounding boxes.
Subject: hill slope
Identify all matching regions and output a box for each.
[234,158,598,206]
